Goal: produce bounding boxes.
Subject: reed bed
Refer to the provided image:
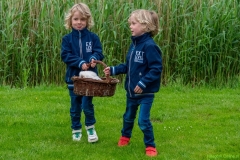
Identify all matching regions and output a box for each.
[0,0,239,87]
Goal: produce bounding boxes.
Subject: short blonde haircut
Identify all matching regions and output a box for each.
[128,9,159,37]
[64,3,94,30]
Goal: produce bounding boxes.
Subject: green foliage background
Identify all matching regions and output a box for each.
[0,0,240,87]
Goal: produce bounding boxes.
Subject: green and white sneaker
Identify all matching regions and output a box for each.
[72,129,82,141]
[86,125,98,143]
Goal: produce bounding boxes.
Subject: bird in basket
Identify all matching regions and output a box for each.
[79,71,102,80]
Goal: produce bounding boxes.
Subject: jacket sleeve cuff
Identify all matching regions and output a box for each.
[89,56,97,62]
[137,81,146,89]
[79,60,87,69]
[110,67,115,76]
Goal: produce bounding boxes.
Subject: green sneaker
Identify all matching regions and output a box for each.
[85,125,98,143]
[72,129,82,141]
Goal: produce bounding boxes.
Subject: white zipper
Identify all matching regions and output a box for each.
[128,44,135,97]
[79,31,83,58]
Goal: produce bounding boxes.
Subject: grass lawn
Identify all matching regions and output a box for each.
[0,85,239,160]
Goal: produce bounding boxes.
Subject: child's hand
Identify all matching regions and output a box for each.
[134,85,143,94]
[90,59,96,68]
[82,63,89,71]
[103,67,111,76]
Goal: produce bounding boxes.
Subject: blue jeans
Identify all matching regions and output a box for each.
[121,95,155,148]
[69,89,96,130]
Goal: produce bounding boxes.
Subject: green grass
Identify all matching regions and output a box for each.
[0,85,240,160]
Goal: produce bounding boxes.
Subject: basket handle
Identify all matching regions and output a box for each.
[88,60,111,83]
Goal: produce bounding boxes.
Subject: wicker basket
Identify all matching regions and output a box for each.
[71,60,119,97]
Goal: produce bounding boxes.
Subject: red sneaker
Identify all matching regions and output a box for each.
[146,147,158,157]
[118,136,130,146]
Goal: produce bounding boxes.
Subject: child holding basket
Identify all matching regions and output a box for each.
[104,9,162,157]
[61,3,104,142]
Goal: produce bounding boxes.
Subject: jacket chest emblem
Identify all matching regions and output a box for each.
[86,42,92,52]
[134,51,144,63]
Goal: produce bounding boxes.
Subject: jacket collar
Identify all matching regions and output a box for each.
[131,33,151,45]
[72,27,89,37]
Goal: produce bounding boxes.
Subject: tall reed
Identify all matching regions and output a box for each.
[0,0,239,87]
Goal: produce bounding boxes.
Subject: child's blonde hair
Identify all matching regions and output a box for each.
[64,3,94,30]
[128,9,159,37]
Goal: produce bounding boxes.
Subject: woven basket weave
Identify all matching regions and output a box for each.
[71,60,119,97]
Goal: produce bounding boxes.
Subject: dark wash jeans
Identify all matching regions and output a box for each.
[121,94,156,148]
[69,89,96,130]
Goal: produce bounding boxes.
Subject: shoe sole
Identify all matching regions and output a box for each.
[88,137,98,143]
[146,154,157,157]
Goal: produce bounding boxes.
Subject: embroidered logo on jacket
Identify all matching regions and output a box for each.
[134,51,144,63]
[86,42,92,52]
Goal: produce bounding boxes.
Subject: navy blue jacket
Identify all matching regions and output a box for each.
[110,33,162,97]
[61,28,104,85]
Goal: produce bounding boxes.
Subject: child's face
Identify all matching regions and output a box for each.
[129,14,145,37]
[71,11,87,30]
